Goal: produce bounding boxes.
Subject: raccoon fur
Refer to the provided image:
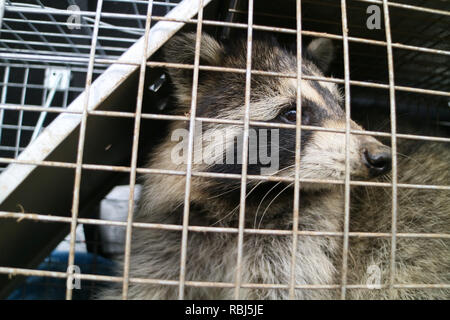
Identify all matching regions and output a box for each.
[347,139,449,299]
[98,33,449,300]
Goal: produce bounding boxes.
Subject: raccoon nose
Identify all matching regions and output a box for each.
[363,148,392,177]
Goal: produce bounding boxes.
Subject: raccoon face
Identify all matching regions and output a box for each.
[162,33,391,190]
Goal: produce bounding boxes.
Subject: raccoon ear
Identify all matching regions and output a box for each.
[305,38,334,72]
[162,33,224,103]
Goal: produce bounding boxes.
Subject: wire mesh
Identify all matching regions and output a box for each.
[0,0,182,172]
[0,0,448,300]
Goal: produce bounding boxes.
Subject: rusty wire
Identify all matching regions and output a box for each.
[233,0,254,300]
[1,265,449,291]
[288,0,303,300]
[0,0,449,299]
[65,0,104,300]
[382,0,399,300]
[177,0,206,300]
[340,0,352,300]
[120,0,155,300]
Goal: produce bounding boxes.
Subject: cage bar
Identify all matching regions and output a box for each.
[0,0,448,300]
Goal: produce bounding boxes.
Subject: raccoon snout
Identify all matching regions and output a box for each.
[362,145,392,177]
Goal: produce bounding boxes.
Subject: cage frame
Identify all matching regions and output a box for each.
[0,0,448,300]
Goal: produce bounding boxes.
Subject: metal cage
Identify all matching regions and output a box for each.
[0,0,448,300]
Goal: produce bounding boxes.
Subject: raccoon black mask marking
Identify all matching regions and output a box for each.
[162,33,392,189]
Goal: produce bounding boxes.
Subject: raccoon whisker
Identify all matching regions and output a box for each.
[215,181,269,226]
[212,183,269,228]
[210,165,297,227]
[376,120,390,133]
[206,184,243,200]
[250,165,300,228]
[396,151,428,174]
[378,173,417,209]
[257,182,294,230]
[362,185,372,207]
[253,181,284,229]
[278,146,296,154]
[211,164,296,200]
[169,201,184,216]
[250,164,297,228]
[210,203,240,227]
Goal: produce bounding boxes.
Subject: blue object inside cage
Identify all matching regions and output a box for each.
[8,251,116,300]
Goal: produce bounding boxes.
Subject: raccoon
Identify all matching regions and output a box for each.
[98,33,448,299]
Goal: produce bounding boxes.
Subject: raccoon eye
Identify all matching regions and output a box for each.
[283,109,297,123]
[281,108,310,124]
